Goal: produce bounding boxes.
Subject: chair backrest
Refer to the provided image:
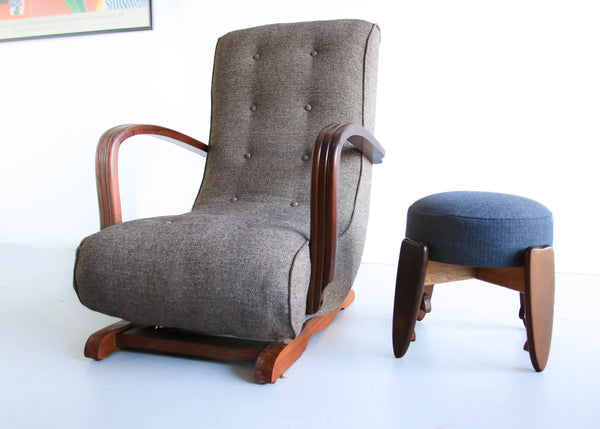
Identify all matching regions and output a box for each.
[194,19,380,233]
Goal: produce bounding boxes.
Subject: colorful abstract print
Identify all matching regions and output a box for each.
[101,0,149,10]
[1,0,149,19]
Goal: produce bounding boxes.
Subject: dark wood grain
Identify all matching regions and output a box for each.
[96,124,208,229]
[308,123,341,314]
[306,123,384,314]
[116,327,270,363]
[392,239,428,358]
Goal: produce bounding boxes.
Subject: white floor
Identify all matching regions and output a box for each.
[1,244,598,429]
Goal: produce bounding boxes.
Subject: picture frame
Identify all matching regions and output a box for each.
[0,0,152,42]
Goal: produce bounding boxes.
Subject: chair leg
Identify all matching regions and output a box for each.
[393,238,429,358]
[84,291,355,383]
[254,289,355,383]
[84,320,137,360]
[524,245,555,372]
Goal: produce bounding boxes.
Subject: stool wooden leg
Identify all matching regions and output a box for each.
[418,284,434,321]
[519,292,526,326]
[393,238,428,358]
[524,245,555,372]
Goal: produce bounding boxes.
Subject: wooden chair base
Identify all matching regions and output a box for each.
[84,290,355,383]
[392,238,555,371]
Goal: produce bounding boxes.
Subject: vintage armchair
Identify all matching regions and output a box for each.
[74,19,384,383]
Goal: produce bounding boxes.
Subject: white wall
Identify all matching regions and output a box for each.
[1,0,599,273]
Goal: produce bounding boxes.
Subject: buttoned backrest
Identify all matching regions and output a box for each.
[194,20,380,233]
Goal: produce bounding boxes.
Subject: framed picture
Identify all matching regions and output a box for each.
[0,0,152,42]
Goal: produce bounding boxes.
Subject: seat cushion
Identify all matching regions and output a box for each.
[74,203,312,341]
[406,191,553,267]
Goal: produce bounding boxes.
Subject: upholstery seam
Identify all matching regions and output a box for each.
[191,36,221,210]
[72,242,88,307]
[361,23,377,127]
[340,23,377,237]
[411,212,553,222]
[288,238,310,338]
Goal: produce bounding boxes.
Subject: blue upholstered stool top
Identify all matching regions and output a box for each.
[406,191,553,267]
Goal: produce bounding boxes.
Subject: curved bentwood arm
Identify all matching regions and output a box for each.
[96,124,209,229]
[306,123,385,314]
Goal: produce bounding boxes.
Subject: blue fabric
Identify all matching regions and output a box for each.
[406,191,553,267]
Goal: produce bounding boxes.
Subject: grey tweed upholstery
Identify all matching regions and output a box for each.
[74,20,381,341]
[406,191,553,268]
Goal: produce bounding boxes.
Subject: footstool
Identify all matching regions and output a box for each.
[392,191,554,371]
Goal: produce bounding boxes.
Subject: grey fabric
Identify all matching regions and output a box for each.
[74,20,380,341]
[196,19,379,233]
[406,191,553,268]
[75,206,311,340]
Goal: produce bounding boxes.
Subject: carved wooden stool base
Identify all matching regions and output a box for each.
[392,238,555,371]
[392,239,427,358]
[524,246,555,371]
[84,290,355,383]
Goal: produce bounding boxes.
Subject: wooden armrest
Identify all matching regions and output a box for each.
[306,123,385,314]
[96,124,208,229]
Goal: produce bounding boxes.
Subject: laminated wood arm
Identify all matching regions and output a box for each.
[95,124,208,229]
[306,123,384,314]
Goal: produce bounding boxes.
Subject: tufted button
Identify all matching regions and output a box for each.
[304,104,312,111]
[253,53,260,60]
[302,154,310,161]
[244,153,252,159]
[290,202,299,207]
[230,196,238,202]
[250,104,257,112]
[310,50,318,57]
